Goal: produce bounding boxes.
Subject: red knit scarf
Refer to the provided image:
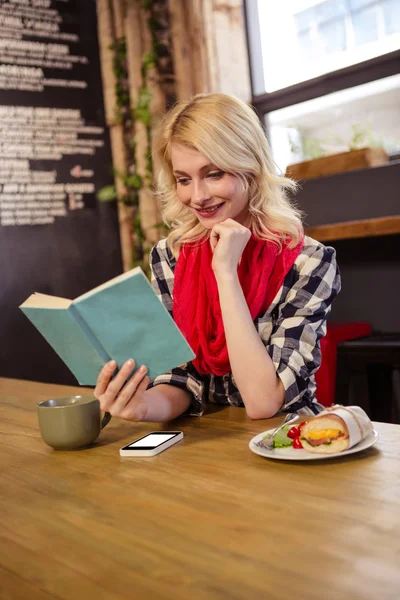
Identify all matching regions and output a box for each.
[173,234,304,376]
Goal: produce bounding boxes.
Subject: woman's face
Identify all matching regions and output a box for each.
[171,143,249,229]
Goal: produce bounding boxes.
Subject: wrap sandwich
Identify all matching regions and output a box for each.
[301,405,373,454]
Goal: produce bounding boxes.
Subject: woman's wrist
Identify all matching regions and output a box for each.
[142,385,191,422]
[214,268,239,285]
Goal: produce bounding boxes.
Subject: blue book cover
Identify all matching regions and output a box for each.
[19,267,195,385]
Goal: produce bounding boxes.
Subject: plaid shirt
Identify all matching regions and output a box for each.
[148,236,341,417]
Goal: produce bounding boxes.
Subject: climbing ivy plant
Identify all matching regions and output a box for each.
[98,0,175,269]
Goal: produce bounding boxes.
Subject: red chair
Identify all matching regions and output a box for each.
[315,322,372,407]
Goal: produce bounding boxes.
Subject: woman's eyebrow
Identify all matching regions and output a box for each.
[173,163,218,176]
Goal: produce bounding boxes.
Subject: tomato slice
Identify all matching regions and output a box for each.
[287,426,300,439]
[298,421,307,432]
[293,436,303,449]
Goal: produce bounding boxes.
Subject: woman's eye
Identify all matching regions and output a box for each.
[207,171,224,179]
[176,178,190,186]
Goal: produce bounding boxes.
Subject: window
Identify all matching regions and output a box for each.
[249,0,400,93]
[244,0,400,172]
[267,74,400,173]
[384,0,400,36]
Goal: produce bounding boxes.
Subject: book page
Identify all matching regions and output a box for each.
[19,293,72,309]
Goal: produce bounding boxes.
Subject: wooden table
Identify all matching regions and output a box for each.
[1,378,400,600]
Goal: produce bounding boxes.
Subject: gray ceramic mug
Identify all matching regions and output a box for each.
[37,395,111,450]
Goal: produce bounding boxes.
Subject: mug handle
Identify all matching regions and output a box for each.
[101,411,112,429]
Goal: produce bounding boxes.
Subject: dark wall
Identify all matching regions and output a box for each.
[329,235,400,332]
[295,161,400,226]
[0,1,122,385]
[1,204,122,385]
[295,162,400,333]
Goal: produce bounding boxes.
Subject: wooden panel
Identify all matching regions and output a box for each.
[286,147,388,181]
[305,215,400,242]
[168,0,195,100]
[209,0,252,102]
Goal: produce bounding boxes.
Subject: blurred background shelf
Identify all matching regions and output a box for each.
[305,215,400,242]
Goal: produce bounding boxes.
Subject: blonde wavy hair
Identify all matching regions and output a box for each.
[153,93,303,257]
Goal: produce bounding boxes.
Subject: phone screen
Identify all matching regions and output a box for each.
[125,433,177,449]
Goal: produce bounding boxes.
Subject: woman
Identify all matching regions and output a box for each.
[94,93,341,422]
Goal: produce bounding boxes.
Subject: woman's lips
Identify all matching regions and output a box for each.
[195,202,225,219]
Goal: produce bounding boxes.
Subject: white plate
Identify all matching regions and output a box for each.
[249,429,379,461]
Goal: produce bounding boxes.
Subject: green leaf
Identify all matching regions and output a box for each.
[133,216,145,244]
[97,185,117,202]
[135,106,151,126]
[121,189,139,206]
[136,87,152,108]
[117,40,127,58]
[125,174,143,189]
[112,167,124,180]
[142,50,157,68]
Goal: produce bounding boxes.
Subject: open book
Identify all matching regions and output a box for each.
[20,267,195,385]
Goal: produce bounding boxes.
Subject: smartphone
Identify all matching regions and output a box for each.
[119,431,183,457]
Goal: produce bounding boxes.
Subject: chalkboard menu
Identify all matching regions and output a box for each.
[0,0,123,384]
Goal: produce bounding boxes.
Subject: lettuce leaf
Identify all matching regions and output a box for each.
[263,424,293,448]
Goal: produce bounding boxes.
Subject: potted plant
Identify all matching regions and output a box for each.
[285,123,388,181]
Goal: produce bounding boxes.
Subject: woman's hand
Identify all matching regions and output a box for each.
[94,359,150,422]
[210,218,251,278]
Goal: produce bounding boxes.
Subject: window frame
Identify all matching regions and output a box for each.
[243,0,400,116]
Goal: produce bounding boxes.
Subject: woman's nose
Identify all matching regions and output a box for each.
[192,179,209,204]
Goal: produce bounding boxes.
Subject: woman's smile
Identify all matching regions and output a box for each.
[195,202,226,219]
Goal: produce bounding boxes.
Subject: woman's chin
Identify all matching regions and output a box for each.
[197,211,230,228]
[199,218,222,229]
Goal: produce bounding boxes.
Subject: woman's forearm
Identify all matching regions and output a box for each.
[216,274,284,419]
[142,384,191,422]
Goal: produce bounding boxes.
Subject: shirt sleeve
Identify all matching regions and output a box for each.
[147,241,206,416]
[266,243,341,409]
[149,240,175,316]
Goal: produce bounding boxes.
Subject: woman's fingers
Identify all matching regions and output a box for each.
[94,359,150,418]
[109,366,148,415]
[94,360,116,397]
[119,365,148,398]
[119,375,150,421]
[98,359,135,410]
[210,220,243,251]
[210,226,220,252]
